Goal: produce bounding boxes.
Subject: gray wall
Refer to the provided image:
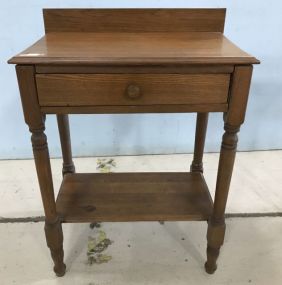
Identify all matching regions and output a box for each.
[0,1,280,159]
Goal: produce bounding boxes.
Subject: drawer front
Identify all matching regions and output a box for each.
[36,74,230,106]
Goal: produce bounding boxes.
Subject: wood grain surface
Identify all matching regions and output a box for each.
[43,8,226,33]
[35,65,234,74]
[36,73,230,106]
[8,32,259,65]
[56,172,213,222]
[40,104,228,114]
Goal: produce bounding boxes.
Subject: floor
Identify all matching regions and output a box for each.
[1,151,282,284]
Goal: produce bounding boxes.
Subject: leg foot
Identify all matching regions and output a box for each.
[205,246,219,274]
[54,263,66,277]
[44,218,66,277]
[205,219,225,274]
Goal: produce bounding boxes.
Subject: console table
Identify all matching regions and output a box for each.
[8,9,259,277]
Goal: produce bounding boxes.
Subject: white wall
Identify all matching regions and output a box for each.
[0,1,281,159]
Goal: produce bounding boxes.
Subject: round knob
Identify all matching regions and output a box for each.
[126,84,141,99]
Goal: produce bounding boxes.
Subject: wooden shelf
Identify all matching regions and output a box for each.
[56,172,213,222]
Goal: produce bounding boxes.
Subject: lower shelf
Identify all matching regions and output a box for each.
[56,172,213,222]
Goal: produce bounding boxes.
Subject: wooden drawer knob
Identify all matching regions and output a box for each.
[126,84,141,99]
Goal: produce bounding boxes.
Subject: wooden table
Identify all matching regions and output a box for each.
[8,9,259,277]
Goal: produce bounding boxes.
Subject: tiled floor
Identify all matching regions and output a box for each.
[0,151,282,284]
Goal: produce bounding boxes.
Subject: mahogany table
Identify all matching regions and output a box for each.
[8,9,259,277]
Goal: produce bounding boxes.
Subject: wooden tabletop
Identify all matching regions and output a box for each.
[8,32,259,66]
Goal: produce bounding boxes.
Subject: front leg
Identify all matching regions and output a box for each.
[205,124,239,273]
[205,65,253,274]
[31,126,66,277]
[16,65,66,277]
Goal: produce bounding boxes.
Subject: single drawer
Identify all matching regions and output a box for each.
[36,74,230,106]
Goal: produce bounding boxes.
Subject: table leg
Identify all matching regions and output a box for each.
[57,114,75,176]
[16,65,66,277]
[190,112,209,173]
[204,65,253,274]
[205,123,239,274]
[31,124,66,277]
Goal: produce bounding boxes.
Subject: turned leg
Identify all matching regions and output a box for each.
[190,113,209,173]
[16,65,67,277]
[205,65,253,274]
[205,124,239,273]
[57,114,75,176]
[31,125,66,277]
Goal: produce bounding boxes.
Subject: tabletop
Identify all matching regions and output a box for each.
[8,32,259,66]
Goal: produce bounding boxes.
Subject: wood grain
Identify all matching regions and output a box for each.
[16,65,66,275]
[36,73,230,107]
[8,32,259,65]
[226,65,254,125]
[205,65,254,274]
[56,172,213,222]
[16,66,56,221]
[40,103,228,114]
[15,65,42,127]
[43,9,226,33]
[35,65,234,74]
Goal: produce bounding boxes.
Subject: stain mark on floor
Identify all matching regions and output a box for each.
[90,222,101,229]
[96,158,116,173]
[87,230,113,265]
